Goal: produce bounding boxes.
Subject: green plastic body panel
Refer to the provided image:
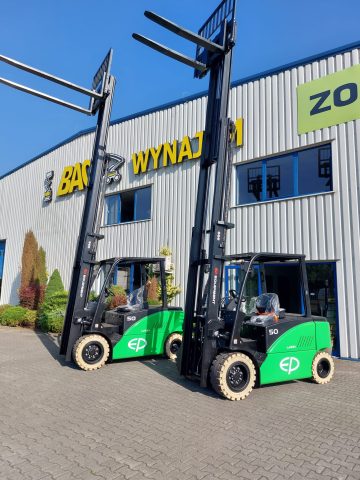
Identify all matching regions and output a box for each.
[111,310,184,360]
[259,320,331,385]
[315,320,332,350]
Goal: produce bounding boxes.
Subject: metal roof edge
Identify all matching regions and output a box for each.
[0,126,95,180]
[232,40,360,88]
[1,39,360,181]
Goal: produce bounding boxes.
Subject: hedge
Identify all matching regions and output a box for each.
[38,290,68,333]
[0,306,29,327]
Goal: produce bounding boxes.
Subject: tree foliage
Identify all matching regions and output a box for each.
[37,247,47,286]
[20,231,39,290]
[38,290,68,333]
[45,269,64,299]
[19,231,47,310]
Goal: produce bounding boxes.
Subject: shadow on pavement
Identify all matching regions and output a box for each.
[35,330,77,368]
[139,356,219,399]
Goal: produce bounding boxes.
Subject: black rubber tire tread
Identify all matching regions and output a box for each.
[311,351,335,384]
[165,332,183,360]
[210,353,230,396]
[210,352,256,401]
[175,342,183,373]
[73,334,110,371]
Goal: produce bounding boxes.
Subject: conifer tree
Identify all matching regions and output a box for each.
[20,231,38,290]
[37,247,47,286]
[45,269,64,299]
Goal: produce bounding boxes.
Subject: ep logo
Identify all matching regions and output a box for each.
[279,357,300,375]
[128,338,147,352]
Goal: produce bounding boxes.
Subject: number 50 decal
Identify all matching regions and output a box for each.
[297,64,360,134]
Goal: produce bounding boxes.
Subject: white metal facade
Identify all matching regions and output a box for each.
[1,44,360,359]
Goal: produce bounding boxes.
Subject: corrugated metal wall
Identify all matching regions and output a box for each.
[0,47,359,359]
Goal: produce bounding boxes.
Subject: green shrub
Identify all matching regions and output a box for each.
[0,304,11,317]
[20,231,38,290]
[0,306,28,327]
[45,269,64,299]
[148,299,162,306]
[37,247,48,286]
[38,290,68,333]
[22,310,37,328]
[43,310,65,333]
[107,285,127,310]
[19,231,47,310]
[159,246,172,256]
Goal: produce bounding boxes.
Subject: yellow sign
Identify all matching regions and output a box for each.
[132,118,243,175]
[57,160,90,197]
[297,65,360,134]
[55,118,244,194]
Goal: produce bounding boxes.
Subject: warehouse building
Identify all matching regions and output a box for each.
[1,41,360,360]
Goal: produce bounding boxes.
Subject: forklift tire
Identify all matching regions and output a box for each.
[210,352,256,401]
[73,334,110,371]
[175,343,183,373]
[311,351,335,384]
[165,333,182,360]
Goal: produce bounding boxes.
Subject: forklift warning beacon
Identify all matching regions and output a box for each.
[134,0,334,400]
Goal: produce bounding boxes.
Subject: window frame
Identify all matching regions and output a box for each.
[0,240,6,302]
[235,143,333,207]
[103,185,152,226]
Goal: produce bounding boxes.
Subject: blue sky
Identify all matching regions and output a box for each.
[1,0,360,177]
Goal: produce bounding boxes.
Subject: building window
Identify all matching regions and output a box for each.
[298,146,332,196]
[236,144,332,205]
[0,241,5,300]
[104,186,151,225]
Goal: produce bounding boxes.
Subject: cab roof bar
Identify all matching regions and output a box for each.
[132,33,207,73]
[143,11,224,54]
[0,76,92,115]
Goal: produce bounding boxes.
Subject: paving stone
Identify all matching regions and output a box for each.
[0,327,360,480]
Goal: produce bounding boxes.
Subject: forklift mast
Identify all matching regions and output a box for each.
[0,49,116,361]
[181,3,237,386]
[60,55,116,360]
[133,0,237,387]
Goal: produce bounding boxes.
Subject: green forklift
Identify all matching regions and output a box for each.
[133,0,335,399]
[71,256,183,371]
[203,253,334,400]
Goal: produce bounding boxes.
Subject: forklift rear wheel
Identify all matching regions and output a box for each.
[210,352,256,401]
[165,333,182,360]
[311,351,335,384]
[73,335,110,371]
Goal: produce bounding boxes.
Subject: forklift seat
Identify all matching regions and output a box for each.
[115,285,146,312]
[249,293,280,324]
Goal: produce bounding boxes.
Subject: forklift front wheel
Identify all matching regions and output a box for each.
[165,333,182,360]
[311,351,335,384]
[210,352,256,401]
[73,334,110,371]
